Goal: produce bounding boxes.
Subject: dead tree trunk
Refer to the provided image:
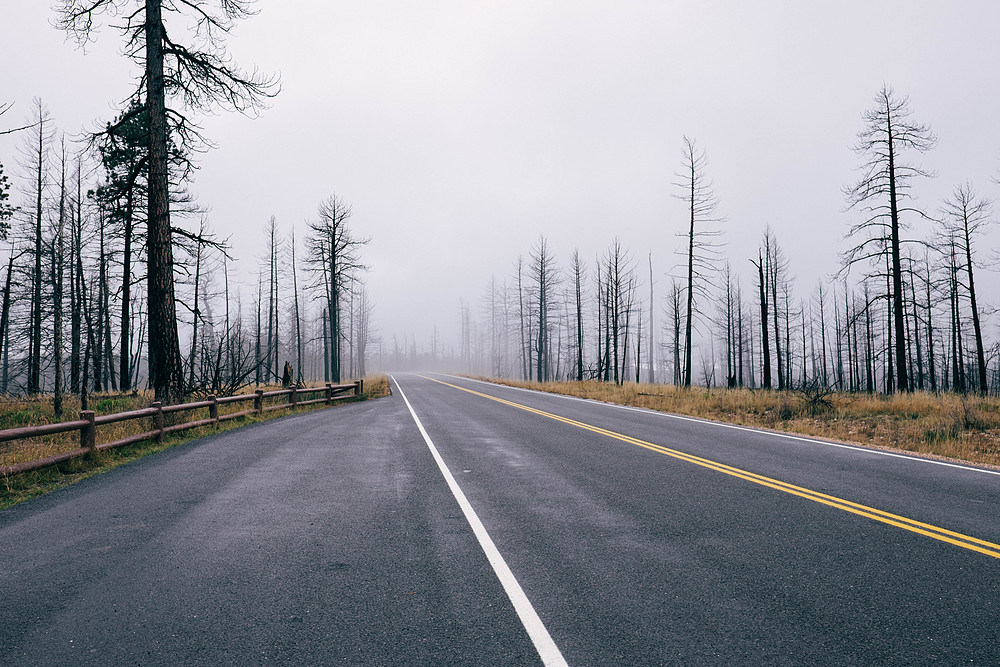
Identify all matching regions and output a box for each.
[53,141,68,416]
[70,159,82,393]
[28,102,46,395]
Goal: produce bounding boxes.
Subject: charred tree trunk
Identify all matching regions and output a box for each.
[71,159,82,393]
[864,289,874,393]
[683,167,695,388]
[845,287,855,392]
[187,236,203,389]
[255,272,262,385]
[103,219,116,391]
[818,284,829,386]
[886,111,909,391]
[950,243,966,393]
[963,223,988,393]
[833,285,844,390]
[145,0,184,403]
[517,258,528,381]
[53,143,68,416]
[574,251,584,382]
[648,252,655,384]
[770,248,784,391]
[28,106,45,395]
[0,253,15,394]
[119,183,134,390]
[910,269,924,390]
[755,253,771,390]
[884,255,894,393]
[321,308,329,383]
[292,230,303,382]
[925,259,937,392]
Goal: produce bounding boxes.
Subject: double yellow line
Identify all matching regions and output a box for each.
[421,376,1000,560]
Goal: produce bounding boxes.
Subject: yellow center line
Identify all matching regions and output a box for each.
[416,375,1000,560]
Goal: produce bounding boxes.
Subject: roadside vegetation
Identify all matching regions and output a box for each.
[0,375,390,509]
[485,378,1000,468]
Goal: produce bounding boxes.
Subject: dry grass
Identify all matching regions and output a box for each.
[0,375,391,509]
[482,378,1000,468]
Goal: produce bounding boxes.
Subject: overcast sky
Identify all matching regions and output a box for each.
[4,1,1000,351]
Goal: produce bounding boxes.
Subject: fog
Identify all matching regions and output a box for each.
[4,1,1000,368]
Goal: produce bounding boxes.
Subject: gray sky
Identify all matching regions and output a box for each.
[4,1,1000,351]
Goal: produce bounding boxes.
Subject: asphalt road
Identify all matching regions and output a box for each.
[3,373,1000,665]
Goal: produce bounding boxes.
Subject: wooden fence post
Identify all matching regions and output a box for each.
[152,402,164,443]
[80,410,96,456]
[290,386,297,409]
[354,379,362,396]
[325,383,332,405]
[209,395,218,422]
[254,389,264,414]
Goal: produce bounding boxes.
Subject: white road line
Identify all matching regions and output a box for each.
[443,374,1000,478]
[390,375,568,667]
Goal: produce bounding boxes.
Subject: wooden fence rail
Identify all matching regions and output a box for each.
[0,381,363,478]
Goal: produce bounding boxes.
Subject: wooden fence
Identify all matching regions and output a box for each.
[0,381,363,477]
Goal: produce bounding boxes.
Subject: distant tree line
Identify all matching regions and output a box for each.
[403,85,998,396]
[0,96,372,408]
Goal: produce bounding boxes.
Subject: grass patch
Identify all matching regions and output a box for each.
[480,378,1000,468]
[0,375,390,510]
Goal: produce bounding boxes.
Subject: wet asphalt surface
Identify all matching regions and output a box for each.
[3,373,1000,665]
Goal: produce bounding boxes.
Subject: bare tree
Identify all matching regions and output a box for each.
[844,85,936,393]
[529,236,559,382]
[767,230,792,390]
[18,99,52,394]
[946,237,966,392]
[751,249,771,389]
[749,227,789,390]
[595,259,606,380]
[673,136,722,387]
[53,139,69,416]
[814,281,830,387]
[717,262,737,387]
[69,159,84,392]
[290,228,303,382]
[940,182,992,393]
[354,284,374,378]
[307,195,367,383]
[515,256,530,380]
[920,251,938,392]
[571,250,585,382]
[254,271,263,384]
[57,0,278,403]
[603,240,634,386]
[184,218,211,389]
[667,279,683,385]
[263,215,280,382]
[93,101,148,391]
[647,252,655,384]
[480,275,504,378]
